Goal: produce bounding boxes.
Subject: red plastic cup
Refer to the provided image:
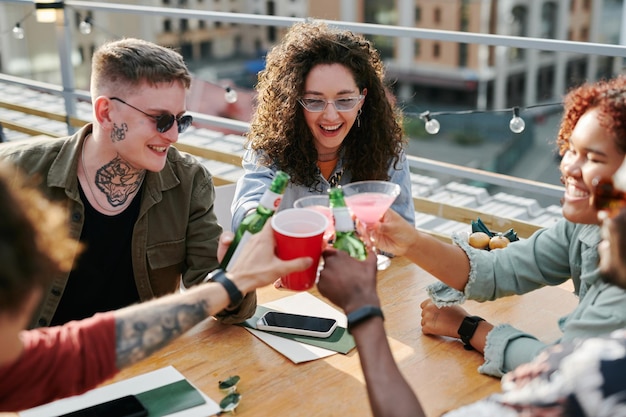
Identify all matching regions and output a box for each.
[271,208,328,291]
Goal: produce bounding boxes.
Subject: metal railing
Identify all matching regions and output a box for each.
[3,0,626,203]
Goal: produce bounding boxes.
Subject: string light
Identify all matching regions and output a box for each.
[413,102,561,135]
[79,16,92,35]
[509,106,526,133]
[224,86,238,104]
[12,23,25,40]
[3,9,35,40]
[420,111,441,134]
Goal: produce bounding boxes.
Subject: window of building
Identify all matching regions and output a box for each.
[570,0,575,12]
[180,18,189,32]
[163,0,170,4]
[509,5,527,61]
[541,2,557,39]
[415,6,421,23]
[433,42,440,58]
[583,0,591,11]
[581,25,589,40]
[163,19,172,32]
[198,20,206,29]
[415,40,421,57]
[434,7,441,24]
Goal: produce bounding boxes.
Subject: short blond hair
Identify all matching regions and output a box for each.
[91,38,191,98]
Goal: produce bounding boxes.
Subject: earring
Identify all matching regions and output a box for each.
[356,109,362,128]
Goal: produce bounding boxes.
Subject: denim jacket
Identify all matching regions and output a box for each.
[231,148,416,230]
[0,125,256,327]
[428,219,626,377]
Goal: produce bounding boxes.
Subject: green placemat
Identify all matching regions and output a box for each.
[240,305,355,354]
[135,379,206,417]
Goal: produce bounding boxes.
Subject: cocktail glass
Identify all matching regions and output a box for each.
[294,195,334,243]
[342,180,401,270]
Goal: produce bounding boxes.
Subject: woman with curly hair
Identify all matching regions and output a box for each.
[372,75,626,378]
[231,20,415,230]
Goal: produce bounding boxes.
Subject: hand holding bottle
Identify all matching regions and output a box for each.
[220,171,290,271]
[329,187,367,261]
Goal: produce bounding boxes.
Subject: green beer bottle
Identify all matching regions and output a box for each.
[329,187,367,261]
[220,170,290,271]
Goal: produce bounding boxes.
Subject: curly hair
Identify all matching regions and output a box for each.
[0,163,78,314]
[246,21,406,187]
[557,75,626,155]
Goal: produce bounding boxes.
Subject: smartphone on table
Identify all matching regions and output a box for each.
[56,395,147,417]
[256,311,338,338]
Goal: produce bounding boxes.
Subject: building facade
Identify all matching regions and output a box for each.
[0,0,622,108]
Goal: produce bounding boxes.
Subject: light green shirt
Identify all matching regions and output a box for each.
[428,219,626,377]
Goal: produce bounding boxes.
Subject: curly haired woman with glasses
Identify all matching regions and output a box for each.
[231,20,415,230]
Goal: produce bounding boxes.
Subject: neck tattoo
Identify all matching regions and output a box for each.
[81,134,145,213]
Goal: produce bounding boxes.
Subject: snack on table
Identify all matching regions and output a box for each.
[468,218,518,250]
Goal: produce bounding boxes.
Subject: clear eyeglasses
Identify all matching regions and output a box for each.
[297,95,364,112]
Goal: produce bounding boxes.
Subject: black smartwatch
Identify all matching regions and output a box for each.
[346,305,384,333]
[457,315,485,351]
[207,269,243,308]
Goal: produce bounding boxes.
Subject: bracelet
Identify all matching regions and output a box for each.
[457,315,485,351]
[346,305,384,333]
[207,269,243,308]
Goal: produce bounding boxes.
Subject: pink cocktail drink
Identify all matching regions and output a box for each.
[345,192,396,226]
[341,180,401,270]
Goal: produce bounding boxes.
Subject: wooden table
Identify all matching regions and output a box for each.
[107,256,578,417]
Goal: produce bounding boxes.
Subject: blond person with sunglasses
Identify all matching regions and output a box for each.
[0,38,256,329]
[373,76,626,378]
[231,21,415,230]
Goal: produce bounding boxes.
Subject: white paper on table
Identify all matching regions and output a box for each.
[19,366,221,417]
[245,292,347,364]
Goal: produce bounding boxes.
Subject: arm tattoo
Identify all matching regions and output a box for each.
[115,300,210,369]
[95,156,145,207]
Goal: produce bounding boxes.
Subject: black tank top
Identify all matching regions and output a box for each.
[50,183,142,326]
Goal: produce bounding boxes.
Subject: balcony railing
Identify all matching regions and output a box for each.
[2,0,626,241]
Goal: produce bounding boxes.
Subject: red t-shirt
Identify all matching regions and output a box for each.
[0,312,117,412]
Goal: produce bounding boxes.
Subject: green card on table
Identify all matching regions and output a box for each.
[135,379,206,417]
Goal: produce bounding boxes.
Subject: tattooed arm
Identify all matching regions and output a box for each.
[113,222,312,369]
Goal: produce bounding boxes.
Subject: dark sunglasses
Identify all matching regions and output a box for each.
[592,177,626,219]
[110,97,193,134]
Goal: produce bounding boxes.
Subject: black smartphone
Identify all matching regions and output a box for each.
[56,395,148,417]
[256,311,338,338]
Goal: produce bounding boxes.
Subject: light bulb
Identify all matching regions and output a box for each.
[425,118,440,134]
[509,107,525,133]
[79,19,92,35]
[224,86,238,104]
[420,111,441,135]
[12,23,25,40]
